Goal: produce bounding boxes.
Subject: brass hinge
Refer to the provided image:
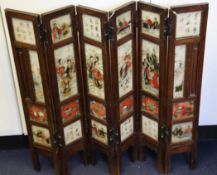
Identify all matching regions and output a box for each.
[109,128,119,145]
[160,125,169,142]
[39,23,48,42]
[164,17,171,36]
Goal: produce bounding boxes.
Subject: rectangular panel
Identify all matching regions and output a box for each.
[82,14,102,42]
[29,105,48,125]
[119,95,134,119]
[29,50,45,103]
[116,10,132,40]
[54,43,78,102]
[118,40,133,97]
[141,40,160,97]
[32,125,51,147]
[91,120,108,144]
[50,14,73,43]
[90,100,106,122]
[173,45,186,99]
[176,11,202,39]
[61,100,80,123]
[142,96,159,118]
[120,116,134,142]
[64,120,82,145]
[171,122,193,143]
[142,115,158,141]
[141,10,160,38]
[12,18,36,45]
[84,43,105,99]
[172,101,194,121]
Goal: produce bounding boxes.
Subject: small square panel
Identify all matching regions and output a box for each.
[12,18,36,45]
[54,44,78,102]
[141,96,159,118]
[91,120,108,144]
[173,101,194,121]
[142,115,158,141]
[119,96,134,119]
[171,122,193,143]
[61,100,81,123]
[29,105,48,124]
[173,45,186,98]
[64,120,82,145]
[120,117,134,142]
[116,11,132,40]
[50,14,72,43]
[90,100,106,121]
[32,125,51,147]
[176,11,202,38]
[82,14,101,42]
[141,10,160,38]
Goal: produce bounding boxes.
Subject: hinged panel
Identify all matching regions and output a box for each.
[42,5,85,148]
[138,2,168,145]
[5,9,56,150]
[77,6,111,147]
[109,1,136,145]
[167,3,208,146]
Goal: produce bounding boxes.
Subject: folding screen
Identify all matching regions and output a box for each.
[5,1,209,175]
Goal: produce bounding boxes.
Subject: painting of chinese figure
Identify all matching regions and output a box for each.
[54,44,78,102]
[176,11,201,38]
[142,115,158,141]
[173,45,186,98]
[119,96,134,119]
[173,101,194,121]
[50,14,72,43]
[32,125,51,147]
[90,100,106,122]
[91,120,108,144]
[120,117,134,142]
[85,44,105,99]
[142,40,160,97]
[82,14,101,42]
[142,96,159,118]
[172,122,193,143]
[118,40,133,97]
[29,105,48,124]
[29,50,45,103]
[116,11,132,40]
[61,100,80,123]
[141,10,160,38]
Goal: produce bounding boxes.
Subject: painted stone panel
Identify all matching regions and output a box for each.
[142,115,158,141]
[91,120,108,144]
[32,125,51,147]
[120,117,134,142]
[90,100,106,121]
[173,101,194,121]
[142,96,159,118]
[29,105,48,124]
[119,96,134,119]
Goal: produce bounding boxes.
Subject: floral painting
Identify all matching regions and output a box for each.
[29,50,45,103]
[91,120,108,144]
[173,101,194,121]
[29,105,48,124]
[116,11,132,40]
[118,40,133,97]
[172,122,193,143]
[12,18,36,45]
[61,100,80,123]
[120,117,134,142]
[142,40,160,96]
[176,11,201,38]
[64,120,82,145]
[85,44,105,99]
[50,14,72,43]
[32,125,51,147]
[54,44,78,101]
[142,115,158,141]
[119,96,134,119]
[83,14,101,42]
[90,100,106,121]
[142,96,159,118]
[173,45,186,98]
[141,10,160,38]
